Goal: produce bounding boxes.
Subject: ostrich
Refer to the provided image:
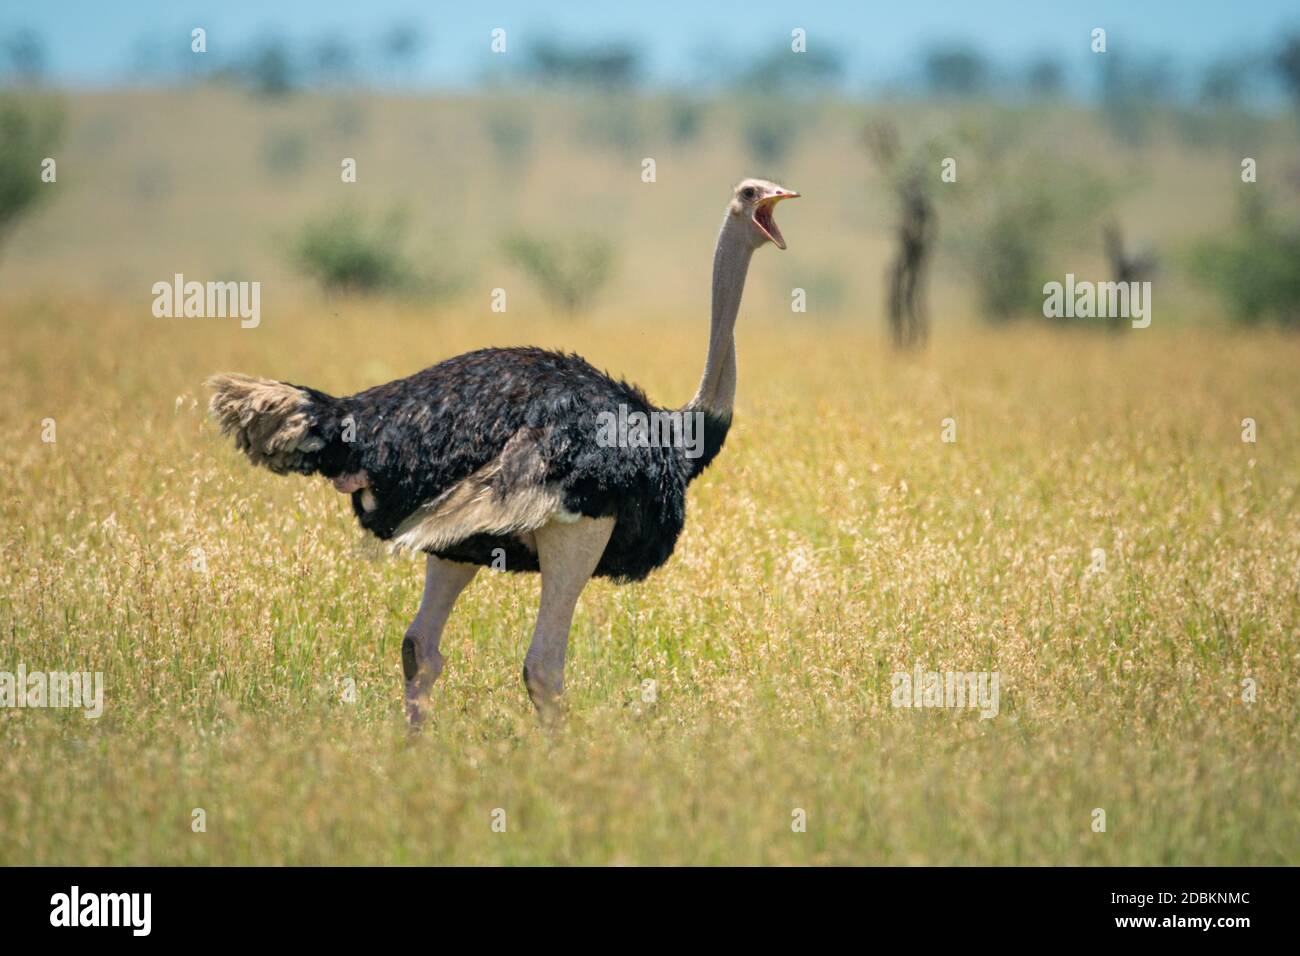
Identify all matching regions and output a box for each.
[207,178,798,723]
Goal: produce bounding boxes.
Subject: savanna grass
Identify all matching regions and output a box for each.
[2,297,1297,864]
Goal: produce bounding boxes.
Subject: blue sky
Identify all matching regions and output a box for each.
[7,0,1298,92]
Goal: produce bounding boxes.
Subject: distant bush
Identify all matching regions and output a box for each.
[1024,58,1065,99]
[326,98,367,139]
[924,46,990,97]
[1190,194,1300,327]
[524,39,640,90]
[577,96,642,154]
[291,207,424,295]
[736,47,844,95]
[484,107,534,167]
[260,128,308,178]
[501,232,615,315]
[1,28,47,85]
[665,97,702,145]
[739,93,819,166]
[743,108,788,165]
[243,39,296,98]
[947,153,1112,322]
[0,95,62,259]
[965,196,1058,319]
[1098,54,1174,147]
[1276,34,1300,114]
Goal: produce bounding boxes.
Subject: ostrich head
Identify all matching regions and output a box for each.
[729,178,799,250]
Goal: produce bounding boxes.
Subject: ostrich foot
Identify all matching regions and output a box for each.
[402,633,444,727]
[522,663,564,727]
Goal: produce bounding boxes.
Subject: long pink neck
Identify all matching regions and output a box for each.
[686,216,754,419]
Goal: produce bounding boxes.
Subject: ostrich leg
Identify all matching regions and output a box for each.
[403,555,478,725]
[523,516,615,722]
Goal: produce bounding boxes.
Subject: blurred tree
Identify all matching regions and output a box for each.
[525,39,640,90]
[1101,221,1158,333]
[1100,53,1175,102]
[292,206,433,296]
[738,46,843,95]
[126,32,179,85]
[501,232,616,316]
[311,34,355,87]
[948,151,1112,322]
[1098,53,1174,145]
[379,21,423,83]
[2,27,46,85]
[261,128,308,179]
[1199,57,1247,107]
[1275,35,1300,112]
[742,102,791,166]
[244,37,296,97]
[0,95,63,262]
[924,46,989,97]
[665,96,702,145]
[485,105,534,168]
[1024,58,1064,98]
[970,192,1064,320]
[864,118,938,348]
[328,98,367,139]
[1190,192,1300,327]
[684,42,742,92]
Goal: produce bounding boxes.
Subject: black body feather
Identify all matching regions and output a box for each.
[272,348,730,582]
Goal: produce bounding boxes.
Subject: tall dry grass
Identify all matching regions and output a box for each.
[1,293,1297,864]
[2,89,1298,864]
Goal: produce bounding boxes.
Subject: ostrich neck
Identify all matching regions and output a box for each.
[686,220,754,419]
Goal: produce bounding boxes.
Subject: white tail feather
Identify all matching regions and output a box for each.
[206,373,320,474]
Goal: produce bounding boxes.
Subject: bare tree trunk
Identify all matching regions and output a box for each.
[887,253,906,349]
[865,119,936,350]
[889,184,933,349]
[1103,222,1157,334]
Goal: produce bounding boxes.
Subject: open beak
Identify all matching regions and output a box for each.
[753,189,799,250]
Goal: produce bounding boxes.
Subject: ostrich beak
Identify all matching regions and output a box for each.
[753,189,799,250]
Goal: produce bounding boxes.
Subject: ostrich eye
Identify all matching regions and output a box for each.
[741,186,757,201]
